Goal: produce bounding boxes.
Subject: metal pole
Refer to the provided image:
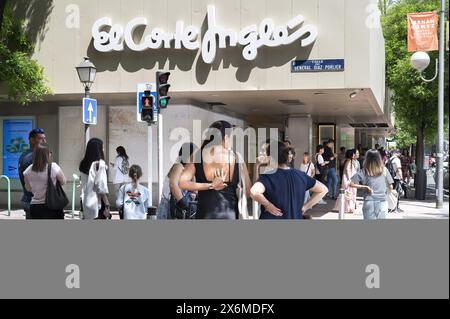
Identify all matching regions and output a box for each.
[158,113,163,203]
[252,201,259,220]
[84,86,90,146]
[339,189,345,220]
[148,123,153,207]
[72,174,79,219]
[436,0,445,209]
[1,175,11,217]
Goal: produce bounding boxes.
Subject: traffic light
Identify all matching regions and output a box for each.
[141,90,154,123]
[156,71,171,109]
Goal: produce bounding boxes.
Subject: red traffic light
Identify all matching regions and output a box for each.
[157,72,170,84]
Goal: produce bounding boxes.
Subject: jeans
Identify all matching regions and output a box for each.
[21,200,31,219]
[156,197,171,219]
[327,168,338,198]
[362,200,388,220]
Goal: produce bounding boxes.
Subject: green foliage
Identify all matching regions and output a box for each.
[382,0,449,146]
[0,3,52,105]
[393,118,417,149]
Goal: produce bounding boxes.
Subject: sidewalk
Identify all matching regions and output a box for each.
[0,210,121,220]
[1,198,448,220]
[307,197,449,220]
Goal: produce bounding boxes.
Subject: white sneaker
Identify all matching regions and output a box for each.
[318,199,327,205]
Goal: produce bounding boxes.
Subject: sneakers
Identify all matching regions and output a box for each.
[318,199,327,205]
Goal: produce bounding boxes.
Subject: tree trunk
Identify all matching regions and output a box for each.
[416,127,424,170]
[415,120,425,199]
[0,0,6,34]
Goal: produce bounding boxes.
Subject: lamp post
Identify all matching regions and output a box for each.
[76,57,97,146]
[410,0,446,209]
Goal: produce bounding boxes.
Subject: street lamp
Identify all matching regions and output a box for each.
[410,51,438,82]
[76,57,96,146]
[409,0,446,209]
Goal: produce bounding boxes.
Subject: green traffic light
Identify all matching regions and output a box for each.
[160,98,168,108]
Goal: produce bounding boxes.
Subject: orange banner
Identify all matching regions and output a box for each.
[407,12,438,52]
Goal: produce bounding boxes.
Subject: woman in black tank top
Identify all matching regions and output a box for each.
[193,150,239,219]
[179,121,250,219]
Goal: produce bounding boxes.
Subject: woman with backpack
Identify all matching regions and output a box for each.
[24,144,67,219]
[112,146,130,200]
[314,145,330,183]
[350,149,394,220]
[156,142,198,219]
[79,138,111,220]
[116,165,150,220]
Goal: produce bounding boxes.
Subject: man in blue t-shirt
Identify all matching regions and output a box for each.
[251,141,328,219]
[18,128,46,219]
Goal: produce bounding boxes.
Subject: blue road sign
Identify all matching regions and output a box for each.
[136,83,157,123]
[83,98,97,125]
[291,59,345,72]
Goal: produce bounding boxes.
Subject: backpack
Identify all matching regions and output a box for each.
[386,158,397,180]
[315,154,329,176]
[119,156,129,175]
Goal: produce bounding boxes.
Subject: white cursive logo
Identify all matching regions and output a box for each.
[92,5,317,64]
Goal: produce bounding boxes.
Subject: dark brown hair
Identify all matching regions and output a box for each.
[267,141,293,165]
[32,144,50,172]
[129,165,143,181]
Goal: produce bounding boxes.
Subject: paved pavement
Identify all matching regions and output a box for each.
[1,197,448,220]
[307,197,449,220]
[1,171,447,220]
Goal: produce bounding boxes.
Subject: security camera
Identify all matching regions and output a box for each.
[410,51,430,73]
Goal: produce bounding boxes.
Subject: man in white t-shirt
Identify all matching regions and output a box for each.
[390,150,403,180]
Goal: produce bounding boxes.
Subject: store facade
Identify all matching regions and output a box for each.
[1,0,391,207]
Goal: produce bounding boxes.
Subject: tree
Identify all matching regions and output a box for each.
[0,1,52,105]
[382,0,449,197]
[379,0,398,16]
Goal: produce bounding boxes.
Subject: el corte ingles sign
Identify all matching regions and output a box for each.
[92,5,317,64]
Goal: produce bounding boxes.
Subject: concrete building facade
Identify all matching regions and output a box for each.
[1,0,391,207]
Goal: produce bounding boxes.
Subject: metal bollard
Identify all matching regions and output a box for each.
[252,200,260,220]
[72,174,80,219]
[0,175,11,216]
[338,189,345,220]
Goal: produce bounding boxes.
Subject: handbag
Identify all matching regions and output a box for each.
[46,163,69,210]
[316,154,329,176]
[170,192,197,219]
[387,189,398,211]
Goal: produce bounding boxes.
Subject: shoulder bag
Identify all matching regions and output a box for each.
[46,163,69,210]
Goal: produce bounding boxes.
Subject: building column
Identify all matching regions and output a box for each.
[286,116,312,168]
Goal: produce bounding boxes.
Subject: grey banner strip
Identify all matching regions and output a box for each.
[0,221,448,299]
